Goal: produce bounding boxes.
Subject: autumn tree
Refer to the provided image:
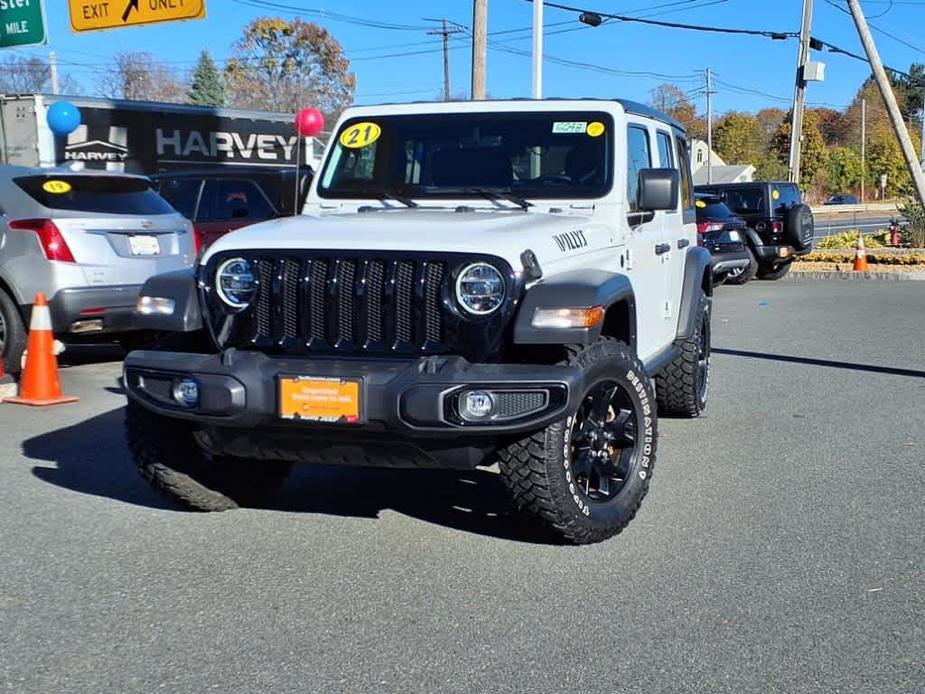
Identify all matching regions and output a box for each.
[96,52,186,103]
[769,109,827,187]
[648,83,706,140]
[225,18,355,114]
[866,124,923,197]
[712,112,765,165]
[755,108,785,140]
[826,147,863,193]
[810,107,847,147]
[188,50,226,107]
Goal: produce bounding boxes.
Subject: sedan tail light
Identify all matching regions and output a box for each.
[696,221,725,234]
[9,218,76,262]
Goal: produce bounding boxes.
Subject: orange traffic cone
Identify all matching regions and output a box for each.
[853,233,869,272]
[3,293,78,406]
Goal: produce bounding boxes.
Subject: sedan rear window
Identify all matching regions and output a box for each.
[14,175,175,215]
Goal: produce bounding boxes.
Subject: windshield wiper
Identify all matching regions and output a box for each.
[351,188,418,208]
[463,187,533,211]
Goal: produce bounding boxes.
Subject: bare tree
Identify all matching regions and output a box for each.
[96,52,186,103]
[0,55,78,94]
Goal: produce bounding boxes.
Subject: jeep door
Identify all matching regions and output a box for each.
[625,121,671,360]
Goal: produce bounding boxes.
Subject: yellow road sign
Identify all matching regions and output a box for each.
[69,0,206,33]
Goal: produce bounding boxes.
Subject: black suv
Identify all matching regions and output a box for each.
[695,181,814,282]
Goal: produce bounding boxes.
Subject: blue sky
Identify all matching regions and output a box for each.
[15,0,925,115]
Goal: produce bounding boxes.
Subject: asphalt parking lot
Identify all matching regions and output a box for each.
[1,279,923,694]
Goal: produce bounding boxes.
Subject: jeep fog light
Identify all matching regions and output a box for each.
[136,295,176,315]
[532,306,605,329]
[460,390,495,420]
[173,378,199,408]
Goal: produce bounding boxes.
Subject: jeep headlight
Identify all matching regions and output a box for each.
[216,257,257,309]
[456,262,505,315]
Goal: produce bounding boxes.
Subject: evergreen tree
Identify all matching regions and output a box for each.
[188,50,226,107]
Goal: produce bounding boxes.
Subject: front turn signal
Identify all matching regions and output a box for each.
[532,306,605,330]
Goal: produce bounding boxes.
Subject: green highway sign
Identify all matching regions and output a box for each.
[0,0,47,49]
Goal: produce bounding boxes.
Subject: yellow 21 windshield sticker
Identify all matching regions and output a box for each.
[43,180,72,194]
[586,121,605,137]
[339,122,381,149]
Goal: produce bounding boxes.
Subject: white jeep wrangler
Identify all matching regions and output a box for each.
[124,99,712,544]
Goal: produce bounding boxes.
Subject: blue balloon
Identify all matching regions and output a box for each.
[46,101,81,136]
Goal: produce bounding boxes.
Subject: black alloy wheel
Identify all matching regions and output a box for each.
[569,380,638,503]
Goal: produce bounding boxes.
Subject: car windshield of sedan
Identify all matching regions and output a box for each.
[317,111,614,202]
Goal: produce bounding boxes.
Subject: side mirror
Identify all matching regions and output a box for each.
[637,168,679,211]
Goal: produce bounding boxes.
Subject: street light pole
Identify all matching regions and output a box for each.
[788,0,814,185]
[532,0,543,99]
[706,68,713,185]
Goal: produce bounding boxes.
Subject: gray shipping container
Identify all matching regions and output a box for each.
[0,93,323,174]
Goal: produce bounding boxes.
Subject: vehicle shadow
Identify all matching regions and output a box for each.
[24,407,557,544]
[59,343,125,368]
[713,347,925,379]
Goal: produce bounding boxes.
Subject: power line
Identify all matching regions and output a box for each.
[821,0,925,57]
[523,0,798,39]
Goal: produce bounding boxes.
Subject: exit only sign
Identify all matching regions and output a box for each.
[0,0,47,48]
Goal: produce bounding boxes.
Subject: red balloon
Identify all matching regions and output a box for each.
[295,108,325,137]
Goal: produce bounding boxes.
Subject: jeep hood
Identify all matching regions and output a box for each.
[201,208,607,271]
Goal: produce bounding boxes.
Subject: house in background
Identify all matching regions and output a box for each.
[690,138,756,185]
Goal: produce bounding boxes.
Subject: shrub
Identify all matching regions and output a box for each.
[898,198,925,248]
[816,229,888,249]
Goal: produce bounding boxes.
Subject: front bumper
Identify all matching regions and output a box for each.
[123,349,591,436]
[46,285,143,335]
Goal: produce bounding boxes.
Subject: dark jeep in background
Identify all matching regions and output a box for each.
[695,181,814,282]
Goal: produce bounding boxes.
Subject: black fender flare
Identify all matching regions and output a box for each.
[133,269,203,332]
[676,246,713,341]
[513,270,636,347]
[742,225,764,251]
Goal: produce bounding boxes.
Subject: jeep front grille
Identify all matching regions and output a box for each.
[243,255,447,353]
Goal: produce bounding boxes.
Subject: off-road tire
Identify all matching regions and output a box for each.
[724,246,758,285]
[125,399,291,511]
[655,291,711,418]
[497,339,657,545]
[758,261,792,280]
[0,288,27,376]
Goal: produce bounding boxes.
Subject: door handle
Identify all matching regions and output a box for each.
[677,238,690,249]
[654,243,671,255]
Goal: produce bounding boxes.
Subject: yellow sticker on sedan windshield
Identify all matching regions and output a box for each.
[586,121,605,137]
[339,122,381,149]
[772,189,780,200]
[695,199,707,208]
[43,180,72,194]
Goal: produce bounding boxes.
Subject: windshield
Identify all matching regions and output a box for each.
[318,111,614,201]
[15,175,175,215]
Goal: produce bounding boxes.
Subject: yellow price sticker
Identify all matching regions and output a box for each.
[771,189,780,200]
[695,199,707,208]
[339,122,382,149]
[43,180,72,194]
[586,121,605,137]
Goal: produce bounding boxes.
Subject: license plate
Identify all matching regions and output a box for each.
[128,235,160,256]
[279,376,361,423]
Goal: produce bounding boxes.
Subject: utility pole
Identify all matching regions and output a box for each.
[49,51,58,95]
[847,0,925,208]
[532,0,543,98]
[427,19,464,101]
[788,0,814,184]
[860,98,866,203]
[471,0,488,100]
[706,68,714,185]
